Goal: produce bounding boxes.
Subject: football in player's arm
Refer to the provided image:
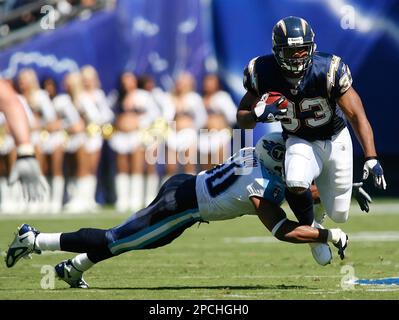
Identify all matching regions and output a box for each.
[0,79,48,200]
[237,16,385,227]
[5,132,354,288]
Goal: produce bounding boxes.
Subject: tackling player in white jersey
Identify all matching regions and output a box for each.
[5,132,368,289]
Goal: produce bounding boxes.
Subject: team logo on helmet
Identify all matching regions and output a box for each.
[262,139,285,162]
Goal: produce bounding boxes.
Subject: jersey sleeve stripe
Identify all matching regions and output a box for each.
[327,55,341,98]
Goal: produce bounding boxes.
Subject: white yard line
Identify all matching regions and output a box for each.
[223,294,254,298]
[176,275,341,279]
[224,231,399,244]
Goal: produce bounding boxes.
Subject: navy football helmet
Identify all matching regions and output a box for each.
[272,16,316,75]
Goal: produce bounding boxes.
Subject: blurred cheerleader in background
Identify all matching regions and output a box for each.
[17,68,62,213]
[199,74,236,171]
[109,72,160,212]
[166,72,207,180]
[66,65,114,212]
[43,76,87,213]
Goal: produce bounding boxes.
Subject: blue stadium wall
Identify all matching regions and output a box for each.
[0,0,397,199]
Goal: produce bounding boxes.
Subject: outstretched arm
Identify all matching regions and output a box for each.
[250,196,328,244]
[251,196,349,262]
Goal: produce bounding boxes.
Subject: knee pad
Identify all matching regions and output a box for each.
[328,209,349,223]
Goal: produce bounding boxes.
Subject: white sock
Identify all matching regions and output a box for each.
[130,174,144,210]
[71,253,94,272]
[145,173,159,206]
[35,233,61,251]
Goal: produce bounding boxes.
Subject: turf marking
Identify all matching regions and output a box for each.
[354,277,399,286]
[224,231,399,244]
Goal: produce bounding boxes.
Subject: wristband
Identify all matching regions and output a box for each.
[365,156,378,161]
[16,144,35,157]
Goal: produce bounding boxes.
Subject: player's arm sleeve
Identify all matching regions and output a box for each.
[243,57,260,96]
[327,56,353,99]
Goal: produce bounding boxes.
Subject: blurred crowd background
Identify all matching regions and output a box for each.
[0,0,397,214]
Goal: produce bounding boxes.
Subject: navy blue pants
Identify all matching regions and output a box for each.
[60,174,201,263]
[105,174,201,255]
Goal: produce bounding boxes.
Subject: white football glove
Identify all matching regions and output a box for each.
[363,157,387,190]
[8,151,49,201]
[251,93,288,123]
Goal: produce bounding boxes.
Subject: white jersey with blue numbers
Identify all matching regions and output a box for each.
[195,147,285,221]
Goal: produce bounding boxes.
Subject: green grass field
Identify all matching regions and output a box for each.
[1,200,399,300]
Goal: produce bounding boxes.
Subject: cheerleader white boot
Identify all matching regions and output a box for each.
[85,175,100,212]
[0,177,16,214]
[115,173,130,213]
[50,176,65,214]
[130,174,144,212]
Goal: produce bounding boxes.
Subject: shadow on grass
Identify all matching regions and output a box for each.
[88,284,311,291]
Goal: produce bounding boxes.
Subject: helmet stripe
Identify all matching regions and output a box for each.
[278,20,287,36]
[300,18,307,36]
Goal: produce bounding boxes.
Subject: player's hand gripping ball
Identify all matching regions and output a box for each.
[251,92,288,123]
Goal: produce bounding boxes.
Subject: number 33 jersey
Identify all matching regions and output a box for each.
[243,52,353,141]
[195,148,285,221]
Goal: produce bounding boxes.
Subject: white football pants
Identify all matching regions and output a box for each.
[284,127,353,223]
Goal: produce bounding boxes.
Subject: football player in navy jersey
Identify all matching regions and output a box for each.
[6,132,365,288]
[237,16,386,227]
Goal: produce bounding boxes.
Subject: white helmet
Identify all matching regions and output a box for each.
[255,132,285,176]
